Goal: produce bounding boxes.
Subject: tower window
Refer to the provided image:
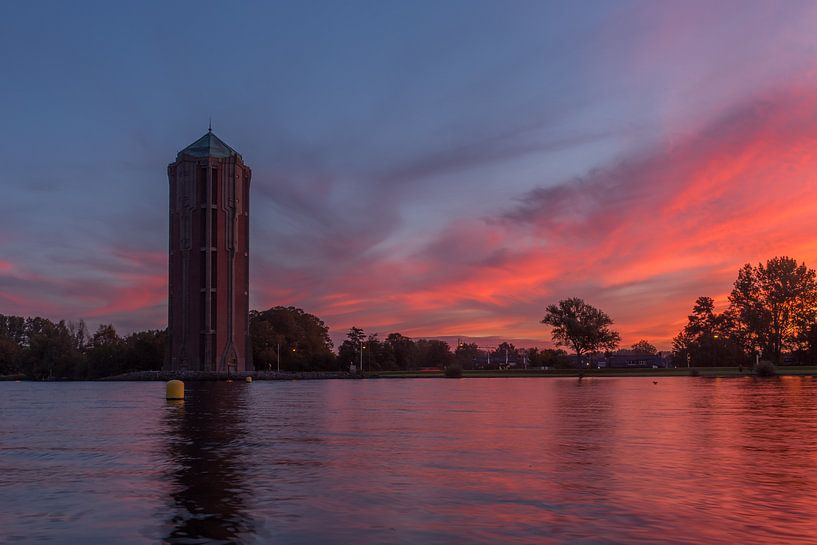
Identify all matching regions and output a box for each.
[211,168,219,205]
[197,166,207,205]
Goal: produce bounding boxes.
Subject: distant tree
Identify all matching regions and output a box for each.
[363,333,386,371]
[87,324,125,378]
[729,257,817,363]
[541,298,620,367]
[526,347,570,369]
[338,327,367,370]
[249,316,281,371]
[672,296,748,367]
[123,329,166,373]
[384,333,418,370]
[631,340,657,355]
[0,336,21,375]
[22,317,84,379]
[490,342,518,366]
[454,342,480,369]
[0,314,25,374]
[249,307,335,371]
[415,339,453,368]
[3,314,159,378]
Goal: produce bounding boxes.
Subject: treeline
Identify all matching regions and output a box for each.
[0,315,165,379]
[672,256,817,366]
[251,308,570,371]
[532,256,817,369]
[1,305,570,379]
[7,255,813,378]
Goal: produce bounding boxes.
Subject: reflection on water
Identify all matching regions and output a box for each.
[161,383,255,544]
[4,377,817,544]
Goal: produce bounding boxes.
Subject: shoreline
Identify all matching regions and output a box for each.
[5,366,817,381]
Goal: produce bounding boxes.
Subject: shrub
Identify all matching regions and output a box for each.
[755,360,777,377]
[444,364,463,378]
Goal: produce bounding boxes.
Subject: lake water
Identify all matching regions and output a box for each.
[2,377,817,544]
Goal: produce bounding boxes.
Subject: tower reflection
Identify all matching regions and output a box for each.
[161,382,255,544]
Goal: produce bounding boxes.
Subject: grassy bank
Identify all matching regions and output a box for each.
[374,366,817,378]
[9,366,817,381]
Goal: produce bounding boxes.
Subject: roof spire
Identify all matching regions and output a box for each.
[208,117,212,133]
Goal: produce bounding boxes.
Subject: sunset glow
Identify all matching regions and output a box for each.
[3,2,817,349]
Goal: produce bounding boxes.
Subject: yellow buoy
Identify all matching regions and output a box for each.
[245,376,253,383]
[166,379,184,400]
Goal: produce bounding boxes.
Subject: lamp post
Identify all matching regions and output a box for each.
[276,343,280,373]
[360,341,365,374]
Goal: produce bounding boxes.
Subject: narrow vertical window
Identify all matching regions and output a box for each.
[197,166,207,205]
[211,294,217,335]
[200,210,207,246]
[199,291,206,330]
[211,168,218,205]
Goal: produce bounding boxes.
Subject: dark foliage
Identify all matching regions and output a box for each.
[541,298,620,366]
[672,297,749,367]
[249,306,335,371]
[0,314,166,379]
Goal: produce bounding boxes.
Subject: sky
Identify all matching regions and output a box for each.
[2,1,817,350]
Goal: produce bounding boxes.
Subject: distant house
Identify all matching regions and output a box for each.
[564,352,670,369]
[600,353,666,368]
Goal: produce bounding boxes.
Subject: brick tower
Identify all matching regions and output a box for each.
[166,129,251,372]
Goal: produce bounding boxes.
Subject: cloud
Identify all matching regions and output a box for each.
[258,86,817,349]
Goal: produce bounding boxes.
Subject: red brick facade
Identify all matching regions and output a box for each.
[166,131,251,372]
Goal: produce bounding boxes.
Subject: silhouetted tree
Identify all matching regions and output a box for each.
[631,340,657,355]
[672,296,748,367]
[490,342,518,367]
[454,342,480,369]
[541,298,620,367]
[415,339,453,368]
[525,347,570,368]
[249,307,335,371]
[338,327,366,370]
[123,329,167,373]
[22,317,83,379]
[384,333,419,370]
[728,257,817,363]
[87,324,125,378]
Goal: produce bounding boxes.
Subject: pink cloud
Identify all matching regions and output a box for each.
[251,86,817,350]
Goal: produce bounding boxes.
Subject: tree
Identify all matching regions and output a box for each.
[541,298,620,367]
[87,324,124,378]
[384,333,418,370]
[491,342,518,367]
[123,329,167,373]
[729,257,817,363]
[672,296,748,367]
[454,342,480,369]
[249,307,335,371]
[525,347,570,369]
[415,339,453,368]
[363,333,385,371]
[631,340,657,355]
[338,327,367,369]
[22,317,83,379]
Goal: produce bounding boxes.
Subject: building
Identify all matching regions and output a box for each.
[599,352,668,368]
[166,129,252,372]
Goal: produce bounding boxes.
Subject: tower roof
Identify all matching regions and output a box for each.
[178,129,242,160]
